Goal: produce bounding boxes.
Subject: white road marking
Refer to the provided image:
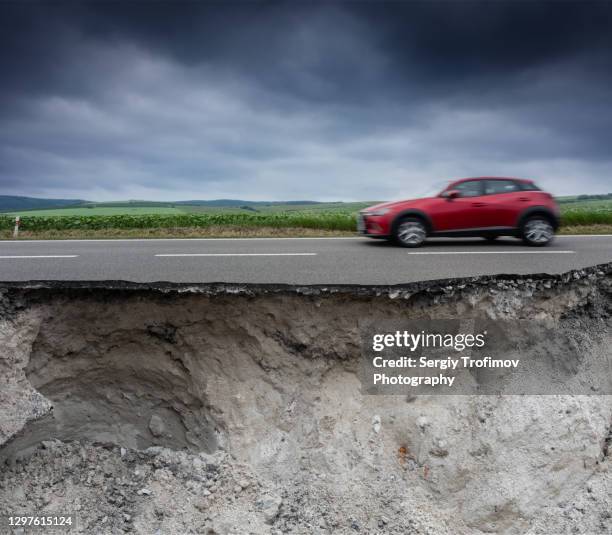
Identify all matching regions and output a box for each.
[0,255,79,259]
[155,253,318,257]
[406,251,575,255]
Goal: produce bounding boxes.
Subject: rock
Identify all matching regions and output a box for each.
[416,416,429,431]
[258,494,282,524]
[372,415,381,434]
[429,438,449,457]
[192,457,205,471]
[199,452,220,472]
[238,479,250,490]
[194,501,208,513]
[13,485,26,502]
[137,488,152,496]
[148,414,166,437]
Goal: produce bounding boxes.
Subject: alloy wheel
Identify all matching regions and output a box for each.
[524,218,553,245]
[396,220,426,247]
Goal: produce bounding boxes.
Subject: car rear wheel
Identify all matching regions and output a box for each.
[394,217,427,247]
[521,216,554,246]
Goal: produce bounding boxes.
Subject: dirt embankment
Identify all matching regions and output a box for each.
[1,264,611,534]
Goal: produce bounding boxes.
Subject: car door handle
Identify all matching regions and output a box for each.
[471,202,487,207]
[518,197,530,202]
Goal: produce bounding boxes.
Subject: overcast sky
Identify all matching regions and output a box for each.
[1,1,611,201]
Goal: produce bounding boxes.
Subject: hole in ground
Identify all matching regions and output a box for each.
[16,324,219,455]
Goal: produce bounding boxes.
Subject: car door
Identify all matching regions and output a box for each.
[431,179,487,231]
[480,179,524,227]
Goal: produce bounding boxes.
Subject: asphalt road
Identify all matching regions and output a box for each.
[0,235,610,285]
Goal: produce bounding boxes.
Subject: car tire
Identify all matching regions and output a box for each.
[521,216,554,246]
[393,217,427,247]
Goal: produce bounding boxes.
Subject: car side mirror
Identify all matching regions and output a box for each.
[442,190,460,200]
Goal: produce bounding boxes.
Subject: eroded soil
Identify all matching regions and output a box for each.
[1,265,611,534]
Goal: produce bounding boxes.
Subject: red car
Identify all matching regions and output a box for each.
[358,177,560,247]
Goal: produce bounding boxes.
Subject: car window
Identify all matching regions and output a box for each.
[517,181,541,191]
[484,180,520,195]
[453,180,483,197]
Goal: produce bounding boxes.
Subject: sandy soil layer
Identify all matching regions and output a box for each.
[0,265,611,534]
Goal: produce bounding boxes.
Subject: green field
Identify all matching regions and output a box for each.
[555,196,612,226]
[556,200,612,210]
[0,212,357,232]
[4,201,376,217]
[0,197,610,234]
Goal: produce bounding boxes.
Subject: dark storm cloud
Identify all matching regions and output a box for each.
[1,1,611,200]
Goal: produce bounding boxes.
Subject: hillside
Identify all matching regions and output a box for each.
[0,195,86,212]
[0,197,337,213]
[2,193,610,217]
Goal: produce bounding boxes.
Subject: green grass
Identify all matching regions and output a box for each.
[556,197,612,226]
[559,208,612,226]
[177,206,261,215]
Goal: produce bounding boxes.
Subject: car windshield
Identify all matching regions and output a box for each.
[412,180,450,198]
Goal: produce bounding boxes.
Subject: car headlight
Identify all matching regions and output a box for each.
[364,208,390,216]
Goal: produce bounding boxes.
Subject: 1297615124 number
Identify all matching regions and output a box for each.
[3,515,76,531]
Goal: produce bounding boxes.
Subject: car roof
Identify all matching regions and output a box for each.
[451,176,533,184]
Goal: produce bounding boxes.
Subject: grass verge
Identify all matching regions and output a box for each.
[555,224,612,235]
[1,224,611,240]
[0,226,355,240]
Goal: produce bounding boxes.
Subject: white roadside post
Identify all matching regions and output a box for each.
[13,216,20,238]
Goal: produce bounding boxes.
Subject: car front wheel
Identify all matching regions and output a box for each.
[394,217,427,247]
[521,216,554,246]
